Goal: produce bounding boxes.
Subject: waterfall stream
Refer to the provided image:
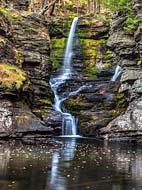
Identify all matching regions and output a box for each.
[111,65,122,82]
[50,17,81,137]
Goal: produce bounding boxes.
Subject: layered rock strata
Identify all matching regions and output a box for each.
[0,9,55,140]
[99,0,142,141]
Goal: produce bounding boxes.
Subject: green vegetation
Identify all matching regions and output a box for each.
[39,99,52,105]
[116,93,126,108]
[25,27,38,34]
[50,15,78,37]
[33,107,49,118]
[137,60,142,66]
[0,63,26,90]
[80,39,106,79]
[102,0,132,11]
[123,8,139,32]
[0,6,15,22]
[50,38,66,70]
[101,0,139,32]
[65,97,85,115]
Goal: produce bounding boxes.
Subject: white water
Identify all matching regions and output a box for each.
[111,65,122,82]
[50,17,81,136]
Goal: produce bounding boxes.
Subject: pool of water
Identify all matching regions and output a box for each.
[0,138,142,190]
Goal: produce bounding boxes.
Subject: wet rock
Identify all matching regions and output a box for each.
[99,99,142,140]
[79,110,116,136]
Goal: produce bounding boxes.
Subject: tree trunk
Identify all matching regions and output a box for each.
[87,0,91,13]
[93,0,96,13]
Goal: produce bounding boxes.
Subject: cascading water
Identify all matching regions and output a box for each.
[111,65,122,82]
[50,17,81,136]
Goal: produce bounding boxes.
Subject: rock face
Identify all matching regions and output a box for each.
[0,8,55,140]
[50,15,122,136]
[99,0,142,141]
[49,2,142,141]
[11,15,53,114]
[0,100,53,138]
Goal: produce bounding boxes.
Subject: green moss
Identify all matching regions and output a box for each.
[33,108,49,118]
[103,63,112,68]
[49,24,63,37]
[79,39,106,79]
[79,122,92,136]
[123,10,139,32]
[50,15,78,37]
[65,97,85,115]
[116,93,126,108]
[117,93,125,99]
[83,64,98,80]
[25,27,38,34]
[0,6,16,22]
[39,99,52,105]
[50,38,66,70]
[137,60,142,65]
[0,63,26,90]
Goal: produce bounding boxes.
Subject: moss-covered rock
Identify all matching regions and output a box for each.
[0,6,16,23]
[50,38,66,70]
[79,39,106,79]
[0,63,27,90]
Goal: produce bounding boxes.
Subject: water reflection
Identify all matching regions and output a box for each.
[0,140,142,190]
[49,138,76,190]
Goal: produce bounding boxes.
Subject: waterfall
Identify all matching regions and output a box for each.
[50,17,81,137]
[111,65,122,82]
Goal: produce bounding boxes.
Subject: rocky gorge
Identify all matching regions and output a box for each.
[0,0,142,142]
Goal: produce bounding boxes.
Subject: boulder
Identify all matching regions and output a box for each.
[107,31,136,50]
[0,99,53,138]
[99,99,142,140]
[121,69,142,82]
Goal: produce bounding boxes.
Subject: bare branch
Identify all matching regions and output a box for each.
[39,0,58,15]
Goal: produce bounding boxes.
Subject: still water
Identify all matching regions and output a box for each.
[0,138,142,190]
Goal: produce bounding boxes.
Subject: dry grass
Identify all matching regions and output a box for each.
[0,63,26,89]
